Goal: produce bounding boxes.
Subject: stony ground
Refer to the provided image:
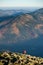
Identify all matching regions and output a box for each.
[0,52,43,65]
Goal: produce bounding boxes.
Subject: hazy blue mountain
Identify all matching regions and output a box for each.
[0,8,43,44]
[0,8,43,57]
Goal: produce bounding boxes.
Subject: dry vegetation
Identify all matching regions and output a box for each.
[0,51,43,65]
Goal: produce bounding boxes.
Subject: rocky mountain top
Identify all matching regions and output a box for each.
[0,51,43,65]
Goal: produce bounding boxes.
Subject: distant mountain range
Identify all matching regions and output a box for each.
[0,8,43,44]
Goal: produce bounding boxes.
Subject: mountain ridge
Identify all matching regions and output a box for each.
[0,8,43,43]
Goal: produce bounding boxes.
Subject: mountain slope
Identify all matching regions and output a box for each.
[0,8,43,43]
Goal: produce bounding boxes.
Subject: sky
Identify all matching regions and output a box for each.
[0,0,43,7]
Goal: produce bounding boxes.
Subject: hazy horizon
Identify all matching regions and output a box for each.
[0,7,42,11]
